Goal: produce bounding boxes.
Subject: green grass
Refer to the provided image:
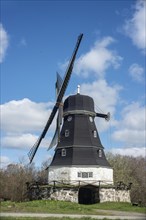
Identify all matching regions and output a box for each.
[0,200,145,215]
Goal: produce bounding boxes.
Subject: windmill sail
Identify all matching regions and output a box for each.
[56,72,63,127]
[48,127,58,150]
[48,73,63,150]
[56,72,63,131]
[28,33,83,163]
[56,72,63,95]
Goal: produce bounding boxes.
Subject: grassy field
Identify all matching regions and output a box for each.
[1,200,145,215]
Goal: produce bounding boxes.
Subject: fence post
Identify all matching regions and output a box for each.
[53,181,56,190]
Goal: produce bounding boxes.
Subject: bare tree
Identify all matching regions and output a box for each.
[107,153,146,205]
[0,162,37,201]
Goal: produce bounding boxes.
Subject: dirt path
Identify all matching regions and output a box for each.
[1,211,146,220]
[95,209,146,217]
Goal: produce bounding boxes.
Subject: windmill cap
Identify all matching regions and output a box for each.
[63,94,96,116]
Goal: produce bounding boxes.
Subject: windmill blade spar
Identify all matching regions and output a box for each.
[96,112,110,121]
[28,33,83,163]
[41,32,83,141]
[28,104,58,163]
[56,33,83,103]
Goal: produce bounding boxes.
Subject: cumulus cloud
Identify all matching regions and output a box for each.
[110,147,145,157]
[0,156,11,168]
[112,102,145,148]
[1,133,38,149]
[1,98,54,133]
[123,0,146,52]
[120,102,145,131]
[81,80,121,113]
[1,98,56,149]
[128,63,144,83]
[74,36,123,78]
[0,23,9,63]
[80,79,122,131]
[1,133,51,149]
[112,129,145,147]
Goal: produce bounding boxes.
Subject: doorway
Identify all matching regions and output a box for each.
[78,185,99,204]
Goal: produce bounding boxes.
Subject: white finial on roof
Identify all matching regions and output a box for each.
[77,85,80,94]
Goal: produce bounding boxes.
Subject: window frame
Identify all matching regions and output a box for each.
[61,148,66,157]
[93,130,97,138]
[67,116,72,122]
[77,172,93,178]
[65,129,69,137]
[99,149,102,157]
[89,172,93,178]
[78,172,81,177]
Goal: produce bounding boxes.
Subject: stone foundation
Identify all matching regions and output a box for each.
[27,183,131,204]
[49,188,78,203]
[99,188,131,203]
[47,187,130,204]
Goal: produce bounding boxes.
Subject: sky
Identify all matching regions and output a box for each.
[0,0,145,168]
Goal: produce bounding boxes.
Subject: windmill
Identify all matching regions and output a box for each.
[28,33,113,187]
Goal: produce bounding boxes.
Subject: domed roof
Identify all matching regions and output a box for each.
[63,94,95,114]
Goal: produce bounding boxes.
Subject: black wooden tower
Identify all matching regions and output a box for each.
[50,92,110,167]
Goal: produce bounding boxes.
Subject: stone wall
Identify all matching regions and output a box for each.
[99,188,131,203]
[49,188,78,203]
[27,183,131,204]
[48,187,131,204]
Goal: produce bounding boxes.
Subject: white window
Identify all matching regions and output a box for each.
[93,130,97,138]
[61,148,66,157]
[89,172,93,178]
[65,129,69,137]
[78,172,81,177]
[89,116,93,122]
[77,172,93,178]
[67,116,72,122]
[99,149,102,157]
[82,172,88,178]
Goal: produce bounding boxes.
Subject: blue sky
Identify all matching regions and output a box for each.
[1,0,145,168]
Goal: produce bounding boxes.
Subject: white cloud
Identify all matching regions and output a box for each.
[80,79,122,131]
[123,0,146,52]
[1,98,54,133]
[112,102,145,148]
[128,63,144,83]
[1,133,38,149]
[110,147,145,157]
[121,102,145,131]
[1,133,51,149]
[0,156,11,168]
[74,36,123,78]
[0,23,9,63]
[1,98,56,149]
[112,129,145,147]
[81,79,121,113]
